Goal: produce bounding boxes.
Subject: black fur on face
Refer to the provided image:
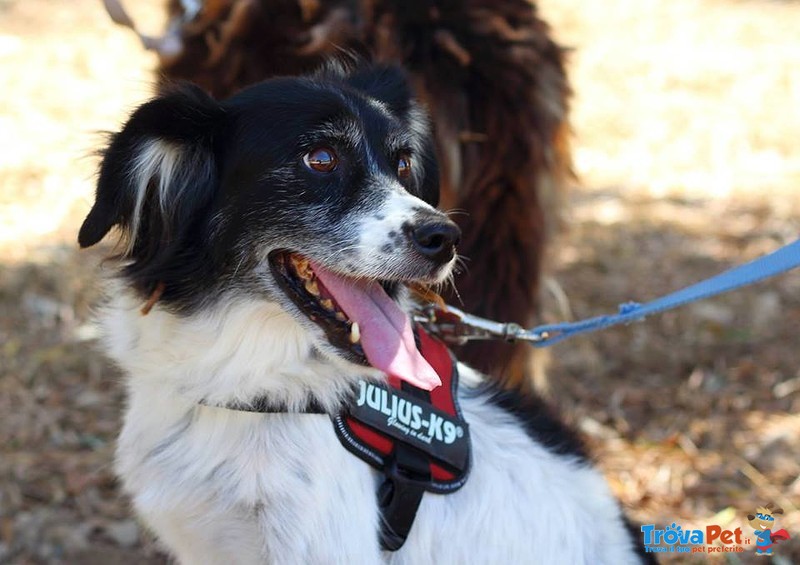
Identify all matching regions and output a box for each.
[79,64,454,314]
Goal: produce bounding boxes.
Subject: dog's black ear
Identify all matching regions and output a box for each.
[78,83,224,252]
[345,65,413,117]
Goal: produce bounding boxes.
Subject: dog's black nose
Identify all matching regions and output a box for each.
[406,219,461,263]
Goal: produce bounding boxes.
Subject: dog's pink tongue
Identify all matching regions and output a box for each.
[310,262,441,391]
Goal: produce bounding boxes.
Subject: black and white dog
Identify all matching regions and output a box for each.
[79,64,647,563]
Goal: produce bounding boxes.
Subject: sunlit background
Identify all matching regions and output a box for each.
[1,0,798,562]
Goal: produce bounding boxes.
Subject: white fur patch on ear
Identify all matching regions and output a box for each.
[126,139,181,253]
[125,139,211,254]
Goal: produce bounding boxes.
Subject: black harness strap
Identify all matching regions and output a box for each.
[378,443,429,550]
[201,397,328,414]
[376,382,431,550]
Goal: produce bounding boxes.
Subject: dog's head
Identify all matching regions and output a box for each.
[80,65,459,390]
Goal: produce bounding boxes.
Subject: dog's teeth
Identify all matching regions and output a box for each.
[349,322,360,344]
[291,255,313,279]
[320,298,334,310]
[335,311,347,322]
[304,279,320,296]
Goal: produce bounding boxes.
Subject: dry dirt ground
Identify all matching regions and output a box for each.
[1,0,799,563]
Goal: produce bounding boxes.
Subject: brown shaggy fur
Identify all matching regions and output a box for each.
[117,0,571,388]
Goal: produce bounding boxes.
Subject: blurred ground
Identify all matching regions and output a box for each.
[0,0,798,562]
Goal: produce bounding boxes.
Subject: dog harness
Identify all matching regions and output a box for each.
[205,326,471,551]
[333,327,471,550]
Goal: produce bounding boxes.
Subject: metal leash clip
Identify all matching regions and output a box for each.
[413,304,549,345]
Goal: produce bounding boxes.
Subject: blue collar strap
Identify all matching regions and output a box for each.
[416,238,800,348]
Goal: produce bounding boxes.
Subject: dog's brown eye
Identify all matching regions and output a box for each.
[304,147,338,173]
[397,154,412,179]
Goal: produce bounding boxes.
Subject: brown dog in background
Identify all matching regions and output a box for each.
[105,0,572,388]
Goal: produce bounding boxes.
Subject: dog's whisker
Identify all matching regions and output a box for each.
[452,254,470,276]
[315,245,366,264]
[231,253,248,280]
[443,207,469,218]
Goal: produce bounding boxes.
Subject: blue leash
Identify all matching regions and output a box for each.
[528,237,800,347]
[415,238,800,347]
